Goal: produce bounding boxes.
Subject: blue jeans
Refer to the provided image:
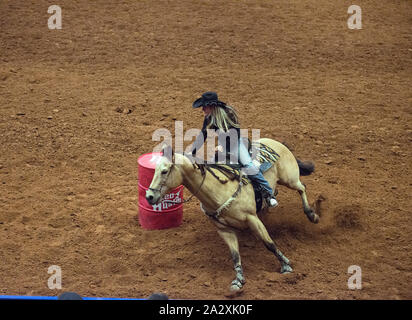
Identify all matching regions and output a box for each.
[238,139,274,197]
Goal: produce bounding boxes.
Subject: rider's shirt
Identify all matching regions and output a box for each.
[191,114,241,159]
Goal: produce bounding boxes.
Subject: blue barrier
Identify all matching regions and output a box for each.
[0,295,143,300]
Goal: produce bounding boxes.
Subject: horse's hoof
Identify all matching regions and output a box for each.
[230,283,242,291]
[307,211,319,224]
[225,285,244,298]
[281,264,293,274]
[312,214,320,224]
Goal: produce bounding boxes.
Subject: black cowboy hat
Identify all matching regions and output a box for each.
[192,91,226,108]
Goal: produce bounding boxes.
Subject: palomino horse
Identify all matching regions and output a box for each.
[145,138,322,295]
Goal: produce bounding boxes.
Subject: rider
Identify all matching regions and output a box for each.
[190,91,278,208]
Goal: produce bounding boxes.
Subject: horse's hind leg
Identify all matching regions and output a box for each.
[246,215,292,273]
[217,229,246,294]
[291,180,319,224]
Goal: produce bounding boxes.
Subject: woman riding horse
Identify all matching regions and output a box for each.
[190,91,278,208]
[145,92,322,295]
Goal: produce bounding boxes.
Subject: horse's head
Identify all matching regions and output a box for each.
[145,145,183,205]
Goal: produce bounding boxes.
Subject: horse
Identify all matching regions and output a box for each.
[145,138,323,296]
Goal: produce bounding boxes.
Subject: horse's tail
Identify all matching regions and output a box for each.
[297,159,315,176]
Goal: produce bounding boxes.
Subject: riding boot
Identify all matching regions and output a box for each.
[260,188,278,208]
[266,194,278,208]
[248,172,278,208]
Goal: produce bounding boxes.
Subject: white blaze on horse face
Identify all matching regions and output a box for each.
[147,157,173,204]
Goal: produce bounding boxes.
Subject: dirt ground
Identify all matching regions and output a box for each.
[0,0,411,300]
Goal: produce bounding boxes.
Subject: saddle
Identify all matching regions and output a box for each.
[201,142,280,213]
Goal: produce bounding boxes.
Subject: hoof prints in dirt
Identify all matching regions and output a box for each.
[115,107,135,114]
[333,205,364,229]
[282,272,307,285]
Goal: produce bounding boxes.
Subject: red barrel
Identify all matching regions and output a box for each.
[138,152,184,230]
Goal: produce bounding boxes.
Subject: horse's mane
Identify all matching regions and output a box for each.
[173,152,244,184]
[197,163,248,185]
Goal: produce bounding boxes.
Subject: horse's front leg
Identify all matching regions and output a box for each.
[217,229,245,295]
[246,215,293,273]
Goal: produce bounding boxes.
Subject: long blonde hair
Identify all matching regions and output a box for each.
[206,105,240,132]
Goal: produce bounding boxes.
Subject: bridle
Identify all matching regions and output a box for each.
[147,167,172,195]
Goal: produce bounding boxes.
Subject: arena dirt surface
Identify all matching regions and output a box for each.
[0,0,411,300]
